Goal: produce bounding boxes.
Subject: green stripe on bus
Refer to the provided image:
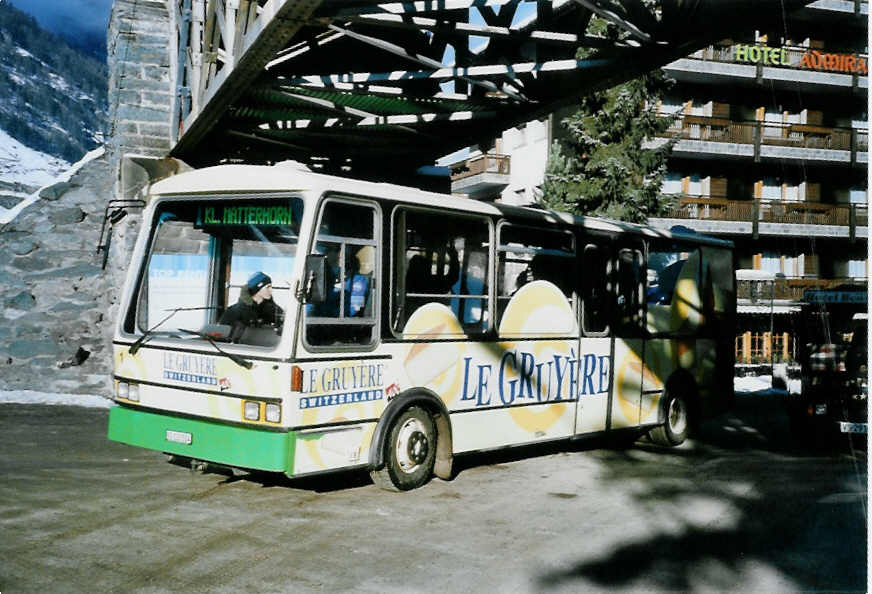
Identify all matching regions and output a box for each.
[108,405,295,474]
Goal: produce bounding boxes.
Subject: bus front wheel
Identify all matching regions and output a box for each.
[371,406,436,491]
[649,389,689,446]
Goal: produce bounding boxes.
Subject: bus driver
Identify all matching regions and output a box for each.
[219,271,284,334]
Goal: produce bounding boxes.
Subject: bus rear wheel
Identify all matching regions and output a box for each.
[649,389,689,446]
[371,406,436,491]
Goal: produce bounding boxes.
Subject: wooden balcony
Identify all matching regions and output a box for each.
[738,277,867,302]
[665,195,868,228]
[450,154,511,181]
[660,115,867,153]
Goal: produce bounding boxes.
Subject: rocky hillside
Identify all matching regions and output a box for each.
[0,2,126,395]
[0,128,71,222]
[0,1,107,165]
[0,151,138,395]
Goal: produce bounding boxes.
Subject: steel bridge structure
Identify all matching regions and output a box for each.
[168,0,812,179]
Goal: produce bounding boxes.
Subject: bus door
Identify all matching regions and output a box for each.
[643,242,703,425]
[611,243,646,429]
[576,242,613,435]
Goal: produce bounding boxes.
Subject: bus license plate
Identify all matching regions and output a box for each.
[839,422,867,434]
[166,430,193,445]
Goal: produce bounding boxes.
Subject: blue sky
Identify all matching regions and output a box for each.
[8,0,113,41]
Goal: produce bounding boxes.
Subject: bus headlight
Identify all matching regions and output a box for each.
[265,403,281,423]
[244,401,260,421]
[116,381,140,402]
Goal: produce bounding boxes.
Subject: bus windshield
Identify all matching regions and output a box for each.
[131,197,303,347]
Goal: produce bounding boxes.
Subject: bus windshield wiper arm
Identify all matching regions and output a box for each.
[178,328,253,369]
[128,307,216,355]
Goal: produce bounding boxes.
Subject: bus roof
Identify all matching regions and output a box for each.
[150,162,733,249]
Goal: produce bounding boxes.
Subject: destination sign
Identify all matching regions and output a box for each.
[198,204,295,226]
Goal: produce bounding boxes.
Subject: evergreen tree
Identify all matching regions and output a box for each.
[540,13,678,224]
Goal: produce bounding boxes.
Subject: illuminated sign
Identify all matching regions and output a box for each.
[799,50,867,75]
[199,204,295,226]
[734,44,788,66]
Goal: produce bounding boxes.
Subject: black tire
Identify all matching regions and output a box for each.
[371,406,436,491]
[649,389,690,446]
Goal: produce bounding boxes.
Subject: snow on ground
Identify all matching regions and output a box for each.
[735,374,802,395]
[0,390,111,408]
[0,144,104,224]
[0,127,69,188]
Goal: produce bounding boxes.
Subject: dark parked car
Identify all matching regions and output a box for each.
[788,312,867,442]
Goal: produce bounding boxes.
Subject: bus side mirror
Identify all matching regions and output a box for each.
[303,254,327,304]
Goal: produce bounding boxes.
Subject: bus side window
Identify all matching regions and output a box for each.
[581,243,609,335]
[497,224,575,331]
[615,247,644,335]
[304,199,379,348]
[392,208,490,336]
[701,246,736,331]
[646,245,693,334]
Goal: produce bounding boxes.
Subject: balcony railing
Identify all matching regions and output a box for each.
[659,115,868,153]
[738,277,866,302]
[664,195,868,229]
[450,154,511,181]
[735,332,795,364]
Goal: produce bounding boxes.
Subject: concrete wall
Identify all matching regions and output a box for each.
[498,119,551,206]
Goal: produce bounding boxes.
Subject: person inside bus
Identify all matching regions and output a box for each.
[311,245,342,317]
[404,246,460,319]
[514,254,569,296]
[310,245,373,318]
[346,246,373,317]
[219,271,284,338]
[450,250,486,325]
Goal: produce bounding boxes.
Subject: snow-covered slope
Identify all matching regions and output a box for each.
[0,127,69,188]
[0,145,103,225]
[0,1,106,169]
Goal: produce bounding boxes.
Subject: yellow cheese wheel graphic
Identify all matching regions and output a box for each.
[300,359,385,469]
[673,252,703,329]
[614,349,664,423]
[499,281,576,432]
[116,349,147,381]
[499,281,577,337]
[402,303,466,406]
[301,410,376,470]
[214,359,257,418]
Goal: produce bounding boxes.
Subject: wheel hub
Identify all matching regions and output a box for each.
[668,397,687,435]
[396,418,430,472]
[406,431,429,465]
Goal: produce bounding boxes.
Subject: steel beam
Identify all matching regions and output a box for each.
[173,0,325,155]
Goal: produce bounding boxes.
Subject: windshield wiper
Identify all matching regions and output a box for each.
[178,328,253,369]
[128,307,216,355]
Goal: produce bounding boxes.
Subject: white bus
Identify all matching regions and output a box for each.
[108,162,736,491]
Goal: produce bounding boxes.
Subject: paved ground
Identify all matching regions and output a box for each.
[0,392,866,593]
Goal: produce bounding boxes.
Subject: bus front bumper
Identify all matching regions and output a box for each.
[108,405,295,474]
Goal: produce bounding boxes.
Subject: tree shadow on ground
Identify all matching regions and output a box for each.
[534,391,867,592]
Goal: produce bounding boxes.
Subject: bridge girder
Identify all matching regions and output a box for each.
[170,0,812,179]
